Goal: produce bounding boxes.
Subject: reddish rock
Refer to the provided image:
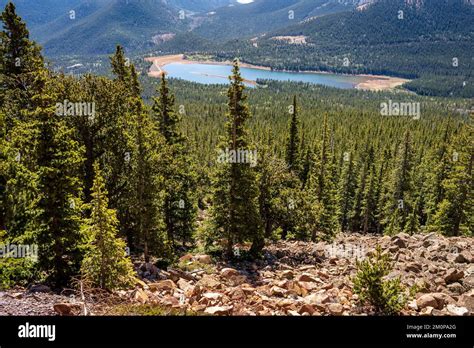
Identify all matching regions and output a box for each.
[297,273,320,283]
[53,303,78,316]
[149,279,176,292]
[197,275,221,289]
[444,268,464,284]
[270,286,287,297]
[416,294,438,309]
[179,254,194,263]
[160,295,180,307]
[194,254,212,264]
[298,304,316,315]
[220,268,240,278]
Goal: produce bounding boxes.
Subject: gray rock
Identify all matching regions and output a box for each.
[446,304,469,316]
[327,303,343,315]
[27,284,51,293]
[447,282,465,295]
[462,275,474,290]
[458,293,474,313]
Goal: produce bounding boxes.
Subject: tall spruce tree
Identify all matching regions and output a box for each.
[110,45,130,86]
[101,49,140,248]
[431,126,473,236]
[351,146,375,232]
[285,95,300,173]
[308,115,339,240]
[81,162,135,290]
[0,2,43,232]
[0,2,44,125]
[126,72,169,262]
[425,128,451,226]
[153,73,182,143]
[30,70,85,287]
[152,74,196,247]
[361,162,378,233]
[300,147,313,188]
[337,151,356,232]
[382,131,415,235]
[209,60,262,257]
[0,111,5,230]
[256,141,301,239]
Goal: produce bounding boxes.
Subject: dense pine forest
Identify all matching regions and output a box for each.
[0,1,473,298]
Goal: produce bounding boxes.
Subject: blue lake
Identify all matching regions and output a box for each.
[163,62,369,89]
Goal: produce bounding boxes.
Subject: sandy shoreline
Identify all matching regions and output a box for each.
[355,76,409,91]
[144,54,410,91]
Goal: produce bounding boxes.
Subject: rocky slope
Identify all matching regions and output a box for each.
[1,232,473,316]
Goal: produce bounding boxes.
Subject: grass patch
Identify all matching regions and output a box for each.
[106,304,197,316]
[176,260,215,275]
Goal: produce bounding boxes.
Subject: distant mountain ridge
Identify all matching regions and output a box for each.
[0,0,356,55]
[164,0,236,12]
[1,0,472,96]
[0,0,237,55]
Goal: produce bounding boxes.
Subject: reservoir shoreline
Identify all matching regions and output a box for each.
[145,54,410,91]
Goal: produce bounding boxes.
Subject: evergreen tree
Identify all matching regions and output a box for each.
[256,142,300,239]
[29,70,85,287]
[375,149,392,234]
[425,128,451,225]
[300,146,313,188]
[1,108,37,239]
[0,111,5,229]
[382,131,415,235]
[431,126,473,236]
[361,162,378,233]
[337,151,356,232]
[0,2,44,231]
[153,74,196,247]
[285,95,300,173]
[153,73,182,144]
[209,60,262,257]
[110,45,130,86]
[351,147,374,232]
[308,115,339,240]
[126,84,169,262]
[81,162,135,291]
[0,2,44,125]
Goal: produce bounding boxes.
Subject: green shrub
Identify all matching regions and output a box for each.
[0,258,39,289]
[353,246,412,315]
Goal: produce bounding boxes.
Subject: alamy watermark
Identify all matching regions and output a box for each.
[55,99,95,119]
[18,322,55,342]
[0,244,38,261]
[217,148,258,167]
[380,100,420,120]
[325,243,366,259]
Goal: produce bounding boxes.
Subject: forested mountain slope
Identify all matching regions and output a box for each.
[1,1,473,318]
[0,0,83,28]
[0,0,190,55]
[193,0,354,41]
[203,0,474,97]
[43,0,188,55]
